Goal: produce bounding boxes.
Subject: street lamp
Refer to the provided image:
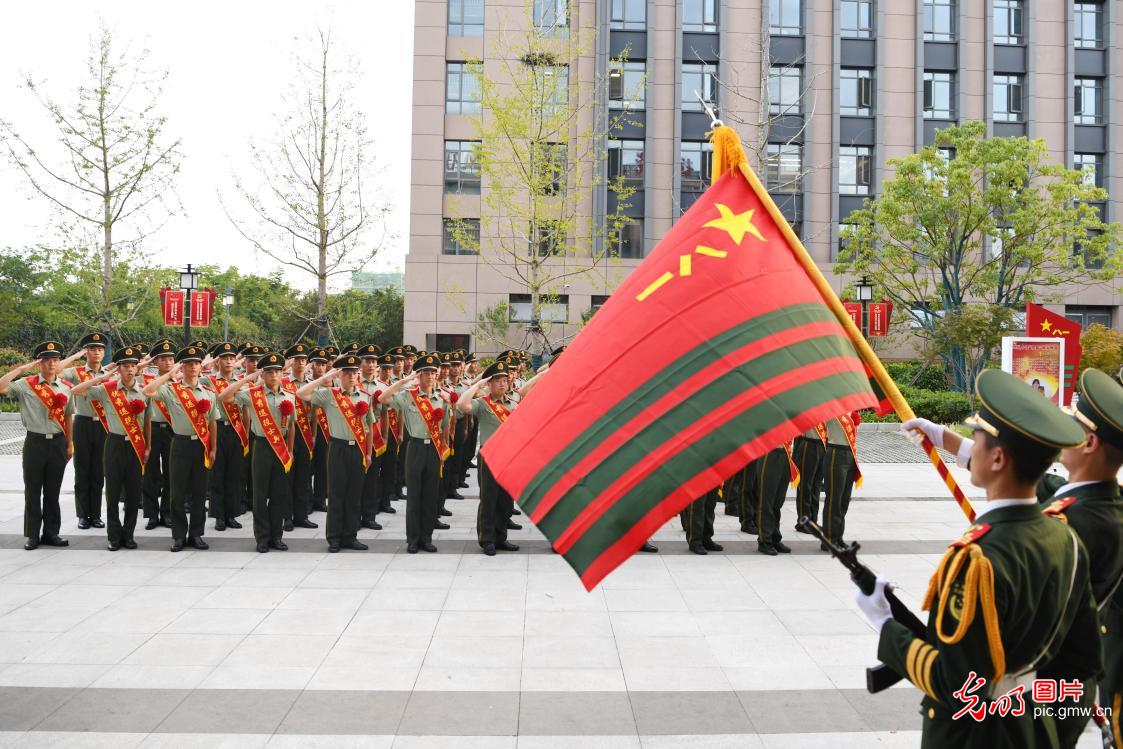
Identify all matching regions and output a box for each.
[222,285,234,341]
[179,264,199,347]
[855,275,874,338]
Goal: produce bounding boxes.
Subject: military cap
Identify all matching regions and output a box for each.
[414,353,441,372]
[965,369,1085,451]
[440,352,453,366]
[497,349,515,360]
[414,350,428,359]
[403,344,418,356]
[333,354,361,370]
[388,345,405,359]
[133,343,149,356]
[342,342,361,354]
[189,339,207,349]
[324,345,339,358]
[284,343,310,359]
[33,341,63,359]
[243,345,265,360]
[359,344,381,359]
[259,353,285,370]
[211,341,238,357]
[175,346,205,364]
[480,360,511,380]
[447,351,464,365]
[113,346,141,365]
[150,339,176,357]
[1070,368,1123,450]
[260,345,273,354]
[465,352,477,364]
[77,332,108,350]
[308,348,329,363]
[377,353,395,368]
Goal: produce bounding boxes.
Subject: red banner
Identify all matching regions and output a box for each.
[162,289,185,326]
[843,302,862,331]
[1026,303,1081,407]
[190,289,215,327]
[868,302,892,337]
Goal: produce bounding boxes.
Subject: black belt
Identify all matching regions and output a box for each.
[74,414,95,421]
[330,437,361,447]
[171,433,203,441]
[408,436,434,445]
[107,433,130,441]
[152,422,170,429]
[25,431,64,440]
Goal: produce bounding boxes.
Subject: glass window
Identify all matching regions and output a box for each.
[448,0,484,37]
[611,0,646,30]
[590,295,610,313]
[1074,78,1103,125]
[840,0,874,38]
[1065,305,1113,329]
[766,144,803,193]
[1074,153,1102,188]
[994,0,1023,44]
[533,0,568,30]
[769,66,802,115]
[531,142,566,195]
[770,0,802,35]
[608,140,645,185]
[924,0,956,41]
[680,141,713,191]
[508,294,569,323]
[993,74,1023,122]
[442,218,480,255]
[681,63,718,112]
[840,68,874,116]
[446,63,480,115]
[609,61,645,109]
[534,221,566,256]
[1074,3,1103,49]
[923,71,955,119]
[839,146,872,195]
[444,141,481,195]
[683,0,718,32]
[614,218,645,259]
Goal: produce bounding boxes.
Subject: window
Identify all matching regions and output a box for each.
[509,294,569,323]
[987,225,1012,261]
[840,0,874,38]
[1074,3,1103,49]
[1074,152,1102,188]
[448,0,484,36]
[539,65,569,115]
[993,74,1023,122]
[788,220,803,239]
[1074,78,1103,125]
[613,218,644,259]
[590,295,611,314]
[433,333,471,352]
[681,63,718,111]
[770,0,802,35]
[444,141,481,195]
[924,0,956,41]
[769,66,803,115]
[533,0,568,31]
[994,0,1023,44]
[923,71,956,119]
[838,221,857,258]
[611,0,646,29]
[766,144,803,193]
[840,68,874,116]
[1066,305,1113,329]
[680,141,714,192]
[839,146,872,195]
[532,142,566,195]
[609,61,645,110]
[442,218,480,255]
[446,63,480,115]
[684,0,719,32]
[534,221,566,256]
[608,140,645,185]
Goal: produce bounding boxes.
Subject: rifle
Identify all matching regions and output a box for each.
[800,517,925,693]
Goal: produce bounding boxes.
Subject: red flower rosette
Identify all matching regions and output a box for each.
[433,407,444,422]
[52,393,68,409]
[195,397,211,412]
[372,390,383,401]
[448,391,459,404]
[279,400,295,416]
[128,399,147,415]
[355,401,370,416]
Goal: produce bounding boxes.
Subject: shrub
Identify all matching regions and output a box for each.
[859,385,972,424]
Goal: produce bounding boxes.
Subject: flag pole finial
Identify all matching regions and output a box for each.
[697,92,746,186]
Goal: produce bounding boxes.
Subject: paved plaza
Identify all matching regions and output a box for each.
[0,426,1106,747]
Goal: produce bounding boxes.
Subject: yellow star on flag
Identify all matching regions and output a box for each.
[703,204,766,246]
[1040,320,1053,332]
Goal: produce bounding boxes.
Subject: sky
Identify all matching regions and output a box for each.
[0,1,415,290]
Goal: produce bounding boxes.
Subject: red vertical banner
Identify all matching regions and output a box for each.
[1026,302,1082,406]
[162,289,185,326]
[843,302,863,331]
[190,289,214,328]
[868,302,892,337]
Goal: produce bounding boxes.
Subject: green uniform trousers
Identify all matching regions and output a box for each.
[103,434,142,546]
[288,434,312,523]
[723,466,748,517]
[142,423,171,520]
[252,436,291,543]
[405,437,441,547]
[23,432,66,541]
[684,489,717,547]
[739,460,759,533]
[168,435,209,542]
[376,433,399,512]
[72,415,106,523]
[822,444,856,544]
[792,435,825,527]
[755,447,789,546]
[311,428,328,510]
[326,438,364,545]
[476,456,511,548]
[208,422,245,521]
[360,446,382,523]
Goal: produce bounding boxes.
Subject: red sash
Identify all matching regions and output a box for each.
[387,408,403,444]
[143,373,173,423]
[814,423,829,447]
[481,396,512,424]
[211,376,250,456]
[782,442,800,487]
[249,386,293,471]
[331,388,371,469]
[409,390,451,462]
[315,407,330,439]
[74,367,109,431]
[282,378,314,457]
[170,383,212,468]
[27,375,69,436]
[837,414,863,487]
[104,381,146,472]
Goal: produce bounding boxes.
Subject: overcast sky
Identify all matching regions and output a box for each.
[0,1,414,290]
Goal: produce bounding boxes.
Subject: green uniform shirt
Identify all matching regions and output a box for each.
[824,418,848,446]
[143,373,171,423]
[390,388,451,439]
[87,380,149,436]
[469,395,516,446]
[234,386,295,438]
[61,365,108,418]
[361,376,393,419]
[8,376,74,434]
[153,381,218,436]
[309,386,375,441]
[203,373,240,423]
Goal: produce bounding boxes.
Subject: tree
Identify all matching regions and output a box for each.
[2,23,182,315]
[1079,324,1123,378]
[223,27,392,336]
[838,121,1121,392]
[446,1,637,355]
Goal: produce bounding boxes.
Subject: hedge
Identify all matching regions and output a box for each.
[860,385,972,424]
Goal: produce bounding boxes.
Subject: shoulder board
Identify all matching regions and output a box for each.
[951,523,992,548]
[356,386,370,396]
[1044,497,1077,518]
[199,383,216,393]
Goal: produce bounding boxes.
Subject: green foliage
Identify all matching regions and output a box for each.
[899,386,973,424]
[1079,324,1123,377]
[885,361,950,391]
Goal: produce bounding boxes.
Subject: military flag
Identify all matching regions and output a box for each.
[1026,302,1082,407]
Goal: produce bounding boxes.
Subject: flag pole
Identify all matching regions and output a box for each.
[704,122,975,522]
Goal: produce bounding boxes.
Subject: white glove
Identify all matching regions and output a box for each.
[902,417,944,449]
[855,575,894,634]
[956,436,974,469]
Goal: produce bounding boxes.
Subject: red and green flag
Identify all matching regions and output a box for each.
[481,131,879,590]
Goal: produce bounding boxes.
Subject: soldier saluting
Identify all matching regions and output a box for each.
[61,332,110,530]
[142,339,177,529]
[203,342,249,532]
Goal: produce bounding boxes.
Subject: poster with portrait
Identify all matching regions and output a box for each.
[1001,337,1065,406]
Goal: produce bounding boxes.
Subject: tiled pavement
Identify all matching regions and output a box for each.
[0,447,1102,747]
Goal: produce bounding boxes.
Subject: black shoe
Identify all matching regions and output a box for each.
[145,519,159,530]
[363,520,383,530]
[77,518,90,530]
[795,524,813,535]
[107,542,120,551]
[758,543,778,556]
[41,535,69,547]
[394,492,405,501]
[226,518,243,529]
[122,539,138,550]
[639,541,659,553]
[160,517,172,529]
[188,537,209,550]
[293,519,318,529]
[433,521,450,530]
[512,508,522,516]
[257,541,269,553]
[407,544,419,554]
[468,461,477,469]
[270,539,289,551]
[328,542,340,553]
[347,540,369,551]
[283,520,294,532]
[379,506,396,514]
[447,491,464,500]
[774,541,791,554]
[689,543,707,555]
[215,519,226,531]
[703,539,724,552]
[90,518,105,529]
[440,509,452,517]
[507,520,522,530]
[421,543,438,553]
[312,503,327,512]
[741,524,758,535]
[458,482,469,489]
[483,544,496,556]
[171,539,185,552]
[24,539,39,551]
[496,541,519,552]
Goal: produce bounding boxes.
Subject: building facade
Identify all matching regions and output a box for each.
[407,0,1123,354]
